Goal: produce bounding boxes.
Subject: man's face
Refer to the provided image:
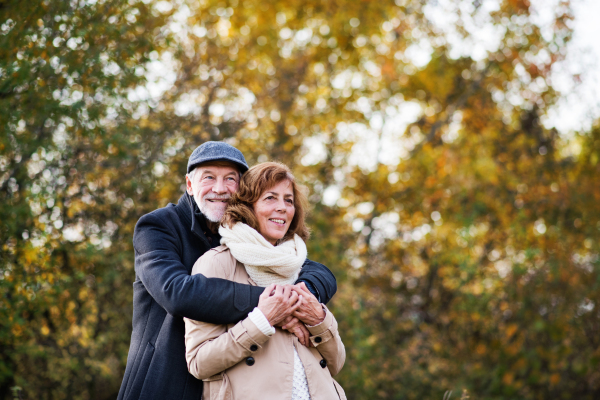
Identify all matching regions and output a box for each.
[186,163,240,222]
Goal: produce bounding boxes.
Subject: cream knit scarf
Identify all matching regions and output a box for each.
[218,222,307,286]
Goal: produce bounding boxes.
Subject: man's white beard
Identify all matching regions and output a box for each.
[195,193,231,223]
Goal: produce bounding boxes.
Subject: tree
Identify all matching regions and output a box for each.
[4,0,600,399]
[0,0,169,397]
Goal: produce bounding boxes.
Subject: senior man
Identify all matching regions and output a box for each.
[118,141,337,400]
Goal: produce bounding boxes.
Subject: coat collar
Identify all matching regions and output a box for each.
[177,193,221,248]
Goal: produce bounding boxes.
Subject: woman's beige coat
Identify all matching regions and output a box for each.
[184,245,346,400]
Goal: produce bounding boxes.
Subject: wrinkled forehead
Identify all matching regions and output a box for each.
[261,178,294,195]
[194,160,242,174]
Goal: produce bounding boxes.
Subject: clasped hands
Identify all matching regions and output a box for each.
[256,282,325,347]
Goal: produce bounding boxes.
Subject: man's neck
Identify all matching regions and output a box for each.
[206,220,220,234]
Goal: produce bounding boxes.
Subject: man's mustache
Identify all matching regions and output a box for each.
[202,193,231,201]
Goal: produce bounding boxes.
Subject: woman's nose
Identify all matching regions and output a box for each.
[276,199,286,212]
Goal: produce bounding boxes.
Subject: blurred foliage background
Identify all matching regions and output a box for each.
[1,0,599,398]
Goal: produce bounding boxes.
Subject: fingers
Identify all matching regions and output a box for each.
[282,317,294,328]
[290,294,303,314]
[295,325,307,346]
[292,302,325,326]
[281,316,299,331]
[274,315,293,328]
[292,308,303,320]
[259,284,311,327]
[284,285,304,310]
[267,283,277,295]
[281,318,311,346]
[287,290,299,308]
[274,284,283,296]
[260,284,276,300]
[297,281,308,293]
[299,324,311,347]
[296,323,310,346]
[292,282,315,299]
[282,284,292,298]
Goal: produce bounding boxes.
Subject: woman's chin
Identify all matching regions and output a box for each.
[263,232,287,244]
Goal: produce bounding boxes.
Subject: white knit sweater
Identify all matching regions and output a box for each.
[219,222,311,400]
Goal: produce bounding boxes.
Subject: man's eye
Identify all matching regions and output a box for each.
[204,176,214,180]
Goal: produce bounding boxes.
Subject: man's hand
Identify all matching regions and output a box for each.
[291,282,325,326]
[277,316,312,347]
[257,284,303,326]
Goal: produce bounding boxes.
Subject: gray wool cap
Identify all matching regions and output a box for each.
[187,141,249,173]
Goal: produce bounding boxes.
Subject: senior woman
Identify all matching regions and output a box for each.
[184,162,346,400]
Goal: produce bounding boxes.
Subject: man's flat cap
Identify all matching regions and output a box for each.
[187,141,249,173]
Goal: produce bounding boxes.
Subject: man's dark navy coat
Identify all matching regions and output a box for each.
[117,193,337,400]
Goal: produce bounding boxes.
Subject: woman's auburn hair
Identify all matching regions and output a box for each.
[221,162,310,242]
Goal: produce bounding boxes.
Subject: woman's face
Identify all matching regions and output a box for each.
[253,180,296,245]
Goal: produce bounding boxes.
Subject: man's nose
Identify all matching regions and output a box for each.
[212,177,226,194]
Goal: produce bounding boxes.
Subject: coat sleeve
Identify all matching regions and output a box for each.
[133,212,263,324]
[296,259,337,304]
[306,306,346,377]
[184,251,271,380]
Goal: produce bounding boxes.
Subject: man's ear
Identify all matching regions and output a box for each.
[186,175,194,196]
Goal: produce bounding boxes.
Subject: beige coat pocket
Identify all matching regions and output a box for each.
[204,372,233,400]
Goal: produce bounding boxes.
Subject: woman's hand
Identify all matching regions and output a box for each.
[257,284,303,326]
[278,316,313,347]
[291,282,325,326]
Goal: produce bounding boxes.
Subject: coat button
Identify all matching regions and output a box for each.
[250,344,258,351]
[320,359,327,368]
[246,357,255,366]
[314,336,322,343]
